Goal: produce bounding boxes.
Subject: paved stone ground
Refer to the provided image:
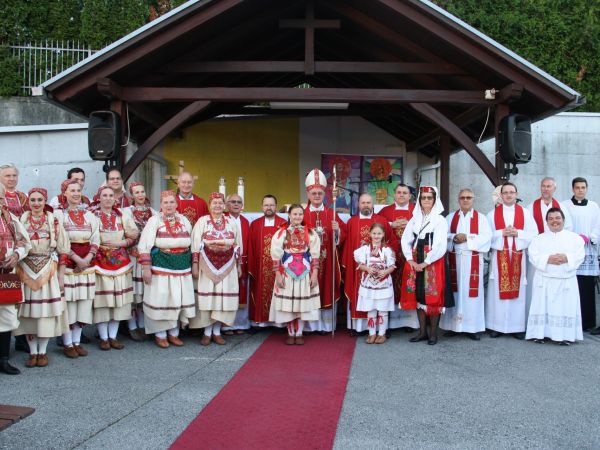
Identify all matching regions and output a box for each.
[1,296,599,450]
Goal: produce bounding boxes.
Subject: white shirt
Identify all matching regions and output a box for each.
[264,216,276,227]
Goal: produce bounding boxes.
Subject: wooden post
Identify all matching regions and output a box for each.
[495,103,510,184]
[110,99,127,170]
[440,135,450,212]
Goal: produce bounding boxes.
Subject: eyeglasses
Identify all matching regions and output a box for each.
[421,196,434,200]
[459,196,474,200]
[108,177,122,181]
[229,200,243,204]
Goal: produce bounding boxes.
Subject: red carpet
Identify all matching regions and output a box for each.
[171,333,357,450]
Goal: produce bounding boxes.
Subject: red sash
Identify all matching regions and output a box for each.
[532,198,560,234]
[494,205,524,300]
[448,210,480,297]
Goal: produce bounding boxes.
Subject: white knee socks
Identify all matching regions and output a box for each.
[128,307,145,330]
[378,313,389,336]
[38,338,49,354]
[212,322,222,336]
[108,320,119,339]
[127,317,137,331]
[295,320,305,337]
[167,327,179,337]
[72,325,83,345]
[367,310,378,336]
[29,337,39,355]
[155,331,167,339]
[97,322,109,341]
[62,330,74,347]
[204,324,213,337]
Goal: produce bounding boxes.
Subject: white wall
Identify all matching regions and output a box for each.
[0,124,105,198]
[449,112,600,213]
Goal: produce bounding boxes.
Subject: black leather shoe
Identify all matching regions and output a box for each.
[427,337,438,345]
[443,330,458,337]
[590,327,600,335]
[409,334,428,343]
[512,332,525,340]
[489,331,501,338]
[0,357,21,375]
[469,333,481,341]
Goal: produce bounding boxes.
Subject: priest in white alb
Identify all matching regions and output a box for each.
[526,207,585,345]
[485,182,537,339]
[440,188,491,340]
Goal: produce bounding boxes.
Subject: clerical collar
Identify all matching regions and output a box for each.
[179,193,193,200]
[503,203,516,210]
[309,204,324,212]
[571,196,588,206]
[395,203,409,210]
[359,213,373,219]
[264,216,275,226]
[460,209,473,218]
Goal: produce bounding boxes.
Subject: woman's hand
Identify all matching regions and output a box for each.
[192,262,199,279]
[310,271,318,289]
[143,266,152,285]
[275,272,285,289]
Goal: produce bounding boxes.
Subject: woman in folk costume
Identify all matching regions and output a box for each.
[270,204,321,345]
[54,179,99,359]
[15,188,70,367]
[400,186,450,345]
[190,192,241,346]
[121,181,158,341]
[138,190,195,348]
[92,186,139,351]
[354,222,396,344]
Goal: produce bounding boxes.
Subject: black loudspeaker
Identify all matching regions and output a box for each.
[498,114,532,164]
[88,111,121,161]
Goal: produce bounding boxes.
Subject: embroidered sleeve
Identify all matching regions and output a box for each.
[138,253,152,265]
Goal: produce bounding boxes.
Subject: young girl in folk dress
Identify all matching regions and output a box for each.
[121,182,158,341]
[354,222,396,344]
[270,204,321,345]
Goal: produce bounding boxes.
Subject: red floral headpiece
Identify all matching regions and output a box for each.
[128,181,144,195]
[209,192,225,203]
[419,186,435,193]
[61,178,80,194]
[160,190,176,200]
[28,187,48,201]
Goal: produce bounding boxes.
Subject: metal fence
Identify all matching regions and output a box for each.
[9,41,99,94]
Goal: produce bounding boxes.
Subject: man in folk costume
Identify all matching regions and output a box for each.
[440,188,491,340]
[0,164,28,218]
[400,186,450,345]
[222,194,251,334]
[526,208,585,345]
[342,193,396,333]
[0,183,31,374]
[561,177,600,333]
[175,172,208,227]
[525,177,573,318]
[49,167,91,211]
[302,169,346,333]
[247,195,286,326]
[379,183,418,331]
[485,182,537,339]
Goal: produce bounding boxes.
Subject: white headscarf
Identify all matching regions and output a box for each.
[412,186,444,224]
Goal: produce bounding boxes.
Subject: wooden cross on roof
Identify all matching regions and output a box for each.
[164,160,198,185]
[279,0,340,75]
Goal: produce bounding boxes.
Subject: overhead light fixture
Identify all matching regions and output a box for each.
[269,102,349,110]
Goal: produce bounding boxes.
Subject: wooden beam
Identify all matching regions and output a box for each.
[407,106,485,151]
[117,86,494,104]
[410,102,499,186]
[121,101,211,181]
[163,61,467,75]
[127,103,166,129]
[439,135,451,210]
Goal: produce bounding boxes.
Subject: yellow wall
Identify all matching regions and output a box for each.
[164,118,299,211]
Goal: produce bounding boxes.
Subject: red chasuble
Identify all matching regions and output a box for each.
[303,206,347,308]
[448,210,480,297]
[379,202,415,303]
[4,191,28,218]
[247,215,286,323]
[532,198,560,234]
[494,204,525,300]
[176,193,208,227]
[342,214,397,319]
[226,213,250,307]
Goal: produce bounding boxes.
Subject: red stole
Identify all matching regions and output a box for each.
[532,198,560,234]
[448,210,480,297]
[494,205,524,300]
[379,203,414,303]
[247,215,286,322]
[303,206,346,308]
[342,214,396,319]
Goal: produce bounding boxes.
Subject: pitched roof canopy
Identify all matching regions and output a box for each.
[42,0,582,165]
